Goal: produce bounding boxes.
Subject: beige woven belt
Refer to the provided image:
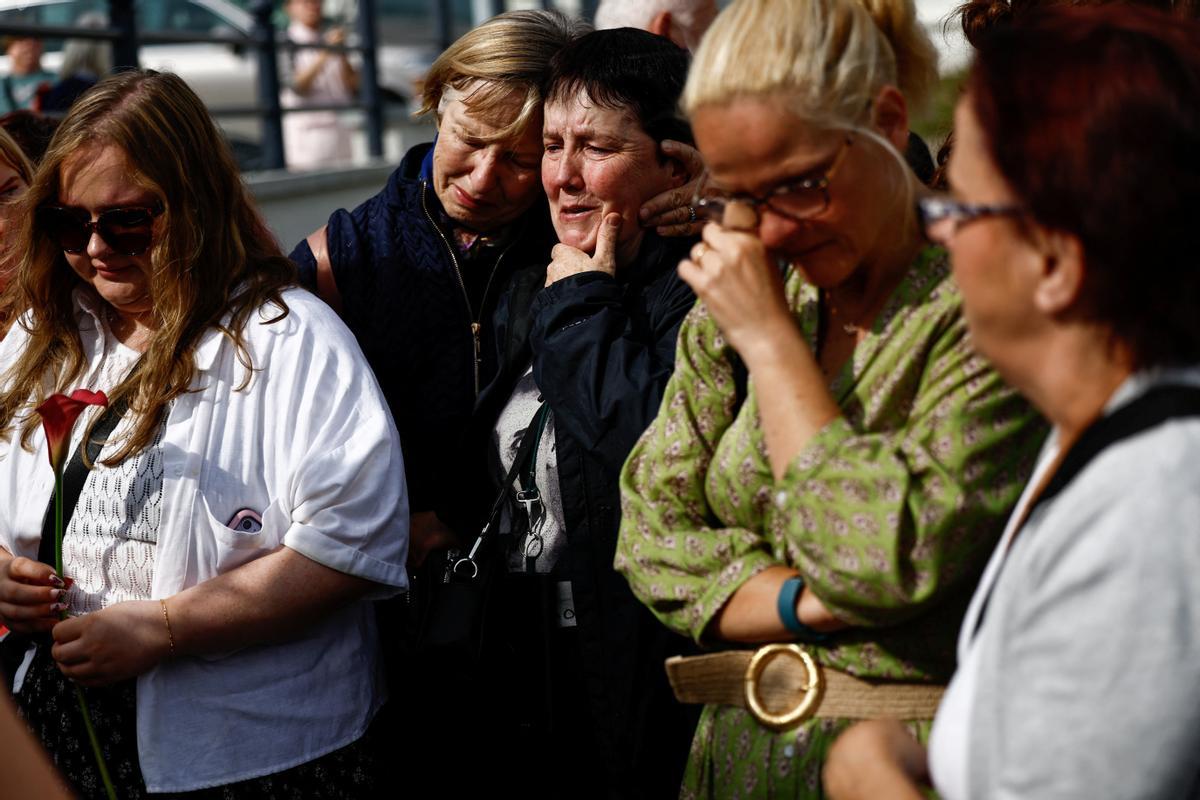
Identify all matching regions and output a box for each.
[665,644,945,731]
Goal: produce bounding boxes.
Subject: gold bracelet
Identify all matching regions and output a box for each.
[160,598,176,658]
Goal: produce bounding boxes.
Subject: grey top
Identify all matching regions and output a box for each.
[492,364,567,575]
[930,367,1200,800]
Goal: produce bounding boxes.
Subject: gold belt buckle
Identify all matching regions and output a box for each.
[743,643,823,730]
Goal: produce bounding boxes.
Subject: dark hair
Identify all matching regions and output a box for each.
[0,110,57,164]
[955,0,1195,49]
[544,27,693,146]
[968,4,1200,367]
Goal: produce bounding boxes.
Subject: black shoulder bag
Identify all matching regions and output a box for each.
[416,402,550,662]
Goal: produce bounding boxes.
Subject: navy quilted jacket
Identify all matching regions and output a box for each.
[290,143,556,515]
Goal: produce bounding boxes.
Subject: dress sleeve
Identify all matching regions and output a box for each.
[616,301,778,643]
[530,269,696,474]
[770,314,1044,627]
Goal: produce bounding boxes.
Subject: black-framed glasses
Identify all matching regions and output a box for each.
[917,195,1024,244]
[37,203,164,256]
[693,136,854,228]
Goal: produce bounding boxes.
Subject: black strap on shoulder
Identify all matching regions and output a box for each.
[36,395,130,570]
[453,402,549,580]
[1026,384,1200,518]
[972,383,1200,638]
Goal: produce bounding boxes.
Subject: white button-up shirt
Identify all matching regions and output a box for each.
[0,287,409,792]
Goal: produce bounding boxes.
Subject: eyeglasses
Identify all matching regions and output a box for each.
[37,203,164,256]
[693,136,854,228]
[917,195,1024,244]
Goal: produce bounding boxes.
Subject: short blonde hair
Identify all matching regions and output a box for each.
[683,0,937,128]
[417,9,587,143]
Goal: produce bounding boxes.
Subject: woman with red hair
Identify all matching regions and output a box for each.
[825,6,1200,798]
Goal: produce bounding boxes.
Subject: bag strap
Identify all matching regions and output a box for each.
[972,383,1200,637]
[36,395,131,570]
[1026,384,1200,517]
[452,402,550,581]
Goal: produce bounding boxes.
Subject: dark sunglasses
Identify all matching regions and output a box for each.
[38,203,164,256]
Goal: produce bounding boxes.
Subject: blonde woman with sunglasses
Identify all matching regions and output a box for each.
[615,0,1046,795]
[0,71,408,797]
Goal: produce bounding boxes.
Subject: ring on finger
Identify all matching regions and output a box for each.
[687,205,698,224]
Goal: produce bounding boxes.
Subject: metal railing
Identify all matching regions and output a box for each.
[0,0,386,171]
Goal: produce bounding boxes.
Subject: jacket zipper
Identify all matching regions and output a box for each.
[420,180,519,398]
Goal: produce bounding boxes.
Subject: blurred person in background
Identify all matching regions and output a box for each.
[594,0,718,51]
[824,6,1200,799]
[41,12,111,114]
[616,0,1046,796]
[0,36,54,114]
[282,0,359,169]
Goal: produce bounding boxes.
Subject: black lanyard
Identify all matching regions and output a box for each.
[972,383,1200,637]
[516,403,551,573]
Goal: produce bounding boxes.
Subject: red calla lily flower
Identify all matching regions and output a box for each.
[35,389,108,473]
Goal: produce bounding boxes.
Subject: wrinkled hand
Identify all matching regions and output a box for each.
[407,510,459,569]
[0,554,68,635]
[52,600,171,687]
[638,140,706,237]
[546,212,620,287]
[676,222,794,361]
[823,720,929,800]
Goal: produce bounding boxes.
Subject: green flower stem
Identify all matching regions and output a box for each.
[74,685,117,800]
[54,469,118,800]
[54,470,63,577]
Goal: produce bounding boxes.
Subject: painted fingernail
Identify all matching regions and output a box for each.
[48,574,65,588]
[64,577,74,589]
[51,602,68,613]
[50,589,65,601]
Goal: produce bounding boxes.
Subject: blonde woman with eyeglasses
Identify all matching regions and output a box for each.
[615,0,1047,795]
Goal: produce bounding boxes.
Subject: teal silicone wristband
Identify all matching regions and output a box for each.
[776,576,829,642]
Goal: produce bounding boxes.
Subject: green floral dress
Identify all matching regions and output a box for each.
[616,247,1047,798]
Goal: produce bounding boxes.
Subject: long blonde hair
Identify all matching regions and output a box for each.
[0,70,296,463]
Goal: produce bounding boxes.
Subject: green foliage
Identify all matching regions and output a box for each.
[912,68,967,154]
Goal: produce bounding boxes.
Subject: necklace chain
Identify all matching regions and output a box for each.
[822,289,867,335]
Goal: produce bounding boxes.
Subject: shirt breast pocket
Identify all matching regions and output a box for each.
[197,494,289,573]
